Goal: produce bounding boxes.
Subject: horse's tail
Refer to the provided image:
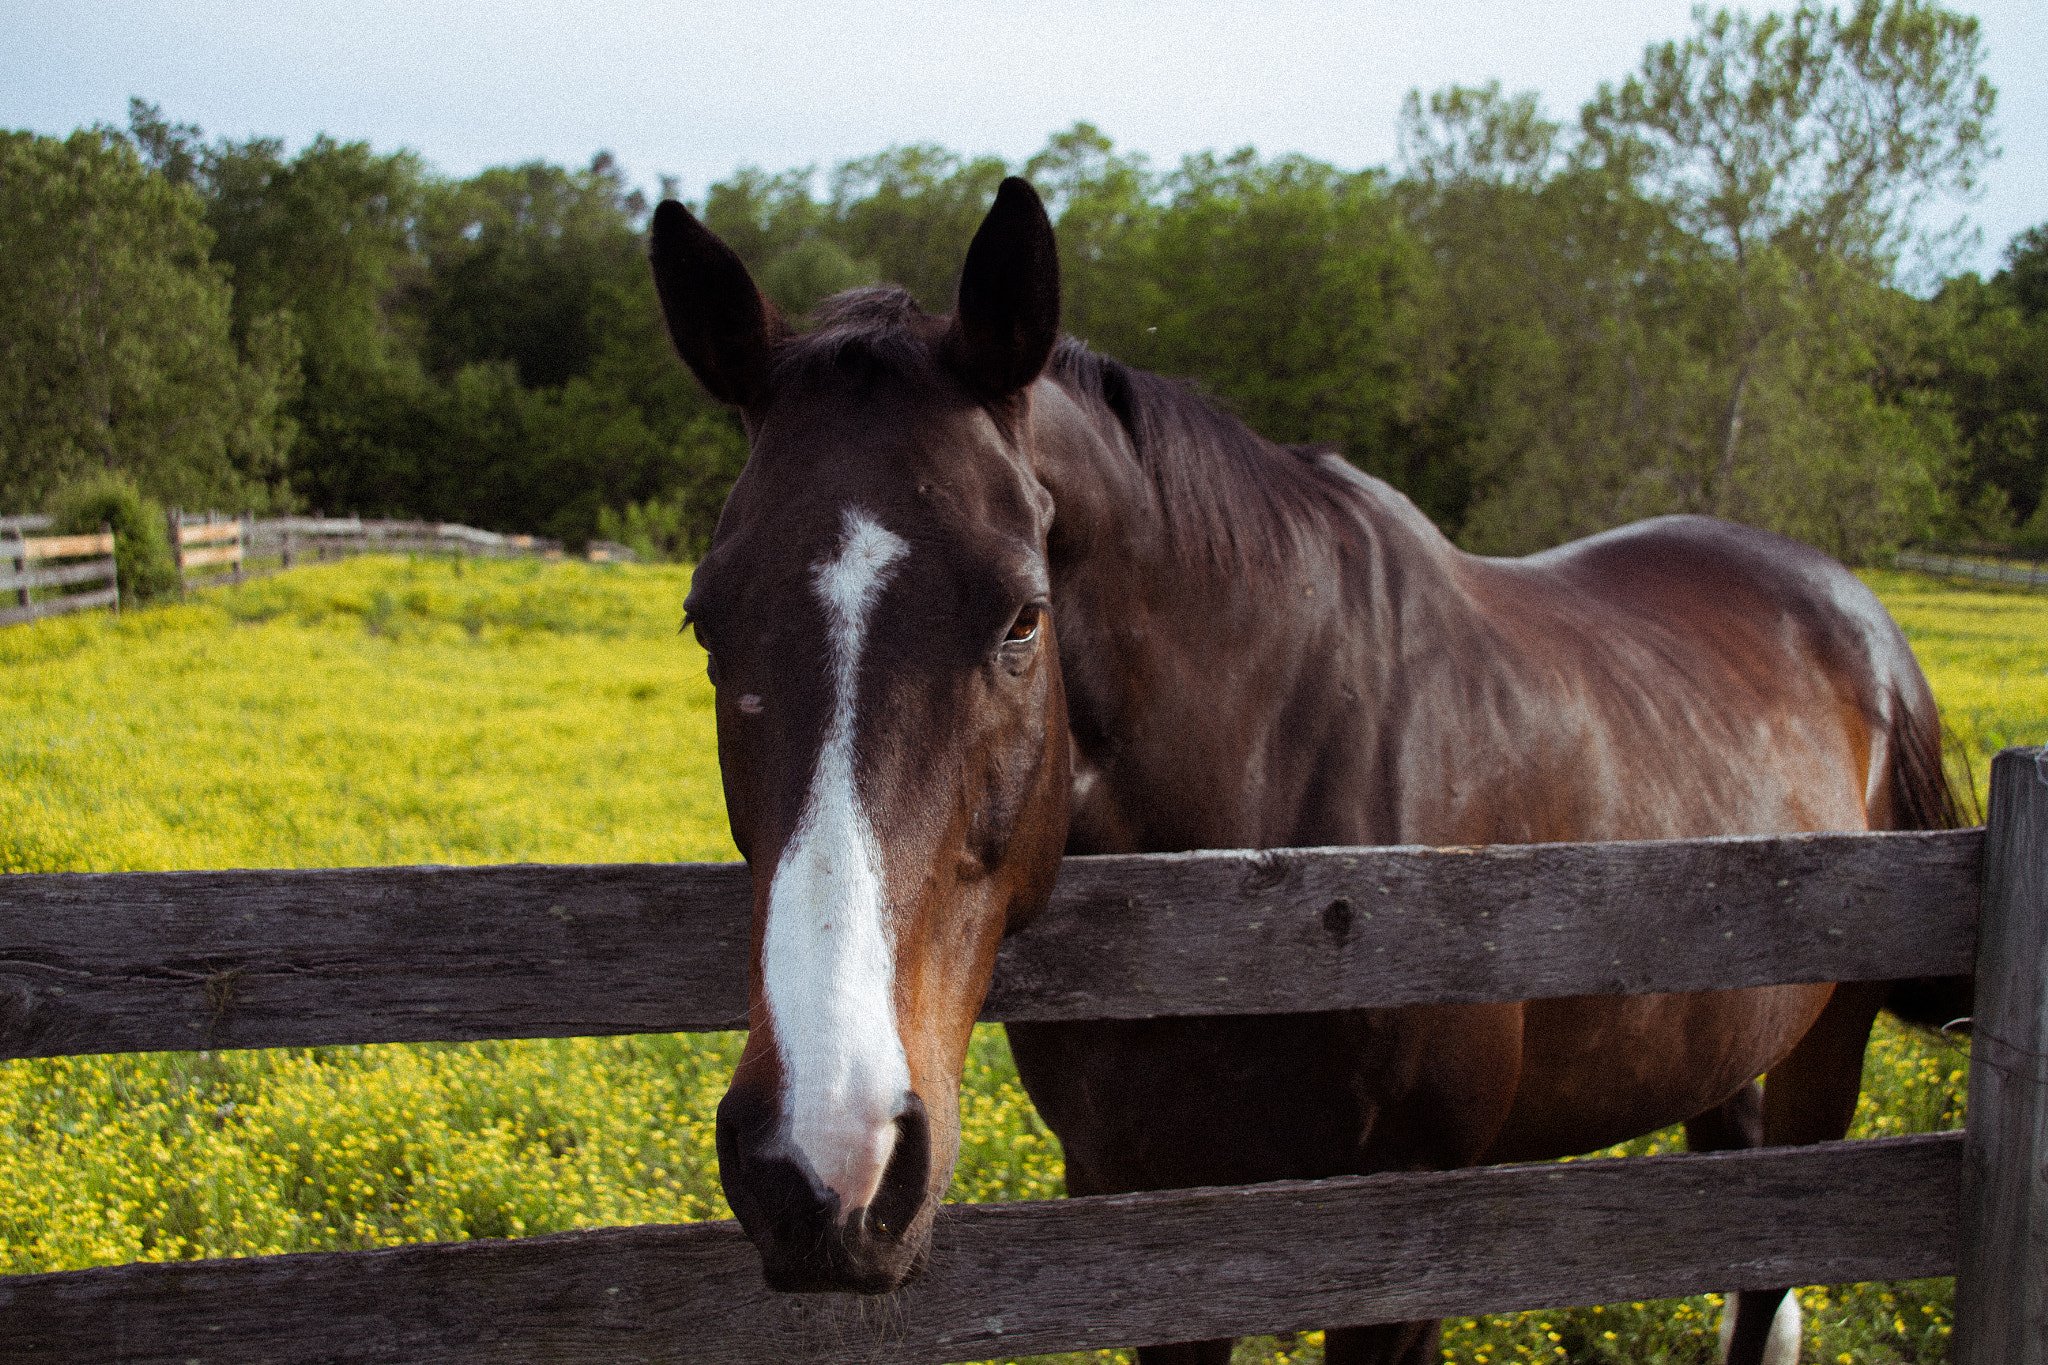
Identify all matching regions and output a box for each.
[1879,687,1975,1030]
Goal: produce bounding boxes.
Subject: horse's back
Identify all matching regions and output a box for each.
[1417,513,1935,842]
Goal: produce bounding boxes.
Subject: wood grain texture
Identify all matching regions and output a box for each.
[1955,749,2048,1363]
[0,557,117,593]
[0,863,756,1058]
[179,544,244,569]
[19,531,115,559]
[0,831,1981,1059]
[0,586,118,628]
[985,830,1981,1021]
[0,1133,1960,1365]
[178,523,243,546]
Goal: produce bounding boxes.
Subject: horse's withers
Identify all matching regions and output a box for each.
[657,183,1071,1291]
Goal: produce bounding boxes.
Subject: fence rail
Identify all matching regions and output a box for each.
[0,1134,1959,1365]
[0,754,2041,1363]
[247,516,565,569]
[1896,545,2048,590]
[0,829,1982,1059]
[3,511,602,625]
[1,527,117,627]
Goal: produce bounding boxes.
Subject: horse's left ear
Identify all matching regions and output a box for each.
[948,177,1060,400]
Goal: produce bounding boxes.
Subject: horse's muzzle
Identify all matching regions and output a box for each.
[716,1087,936,1293]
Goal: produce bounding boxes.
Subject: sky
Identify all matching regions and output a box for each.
[5,0,2043,276]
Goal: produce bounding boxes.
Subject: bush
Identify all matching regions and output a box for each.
[596,491,699,564]
[45,474,180,604]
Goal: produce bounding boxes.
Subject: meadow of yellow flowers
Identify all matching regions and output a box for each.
[1,556,2040,1365]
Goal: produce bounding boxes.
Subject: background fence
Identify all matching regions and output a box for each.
[1896,544,2048,590]
[0,751,2042,1363]
[2,515,117,627]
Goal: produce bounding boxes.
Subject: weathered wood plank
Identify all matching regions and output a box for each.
[0,558,116,593]
[986,829,1981,1021]
[0,1133,1960,1365]
[178,523,242,546]
[0,587,119,628]
[1955,749,2048,1363]
[19,531,115,559]
[0,863,756,1057]
[180,543,244,568]
[0,831,1980,1059]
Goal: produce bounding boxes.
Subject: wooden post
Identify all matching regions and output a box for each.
[1956,746,2048,1361]
[9,529,24,611]
[104,520,118,616]
[168,507,185,601]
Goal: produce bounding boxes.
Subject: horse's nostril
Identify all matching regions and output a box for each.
[863,1093,933,1240]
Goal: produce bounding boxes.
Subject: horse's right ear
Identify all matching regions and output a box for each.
[649,200,789,409]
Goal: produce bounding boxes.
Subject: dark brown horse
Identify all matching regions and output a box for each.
[652,178,1961,1365]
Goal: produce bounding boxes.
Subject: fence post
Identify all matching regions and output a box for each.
[168,507,185,601]
[1955,746,2048,1361]
[104,520,118,616]
[9,528,24,611]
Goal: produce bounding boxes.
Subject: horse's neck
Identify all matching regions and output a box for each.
[1031,382,1459,852]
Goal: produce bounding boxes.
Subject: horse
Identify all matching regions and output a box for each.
[650,177,1963,1365]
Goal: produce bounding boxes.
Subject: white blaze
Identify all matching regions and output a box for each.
[762,507,913,1218]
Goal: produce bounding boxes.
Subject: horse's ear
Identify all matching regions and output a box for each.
[948,177,1060,400]
[649,199,789,409]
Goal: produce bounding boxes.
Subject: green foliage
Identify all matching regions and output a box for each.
[43,473,178,604]
[1924,228,2048,543]
[0,129,299,514]
[3,560,2033,1365]
[10,0,2028,584]
[1401,0,1999,559]
[596,491,694,563]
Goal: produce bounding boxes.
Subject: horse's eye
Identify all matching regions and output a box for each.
[1005,605,1044,644]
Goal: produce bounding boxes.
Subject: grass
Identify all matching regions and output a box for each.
[0,557,2039,1364]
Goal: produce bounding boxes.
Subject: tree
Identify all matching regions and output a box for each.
[1580,0,1994,525]
[1927,224,2048,541]
[418,153,649,387]
[0,129,298,512]
[827,145,1010,312]
[701,167,872,318]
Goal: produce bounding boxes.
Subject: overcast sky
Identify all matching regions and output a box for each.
[6,0,2043,276]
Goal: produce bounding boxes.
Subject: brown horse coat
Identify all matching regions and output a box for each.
[652,178,1959,1365]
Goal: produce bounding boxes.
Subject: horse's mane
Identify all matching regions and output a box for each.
[1047,338,1361,574]
[773,288,1363,574]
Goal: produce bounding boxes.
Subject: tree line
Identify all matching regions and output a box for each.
[2,0,2042,565]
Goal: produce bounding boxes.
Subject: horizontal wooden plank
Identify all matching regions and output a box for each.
[253,517,364,536]
[0,830,1980,1059]
[984,829,1983,1022]
[1897,549,2048,589]
[0,514,54,534]
[0,587,118,628]
[178,523,242,546]
[0,1132,1960,1365]
[0,558,114,593]
[18,532,114,559]
[179,544,243,569]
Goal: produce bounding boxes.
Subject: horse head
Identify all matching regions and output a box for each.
[653,179,1074,1292]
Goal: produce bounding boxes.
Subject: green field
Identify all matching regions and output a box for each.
[2,557,2040,1364]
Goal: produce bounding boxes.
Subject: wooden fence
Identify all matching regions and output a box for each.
[1,750,2042,1363]
[1897,545,2048,590]
[2,517,118,627]
[171,509,247,598]
[247,516,565,568]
